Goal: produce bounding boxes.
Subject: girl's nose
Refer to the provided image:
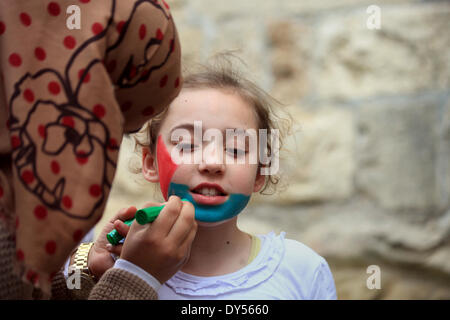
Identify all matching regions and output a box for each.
[198,145,225,175]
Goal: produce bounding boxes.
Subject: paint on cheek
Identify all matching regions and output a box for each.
[156,135,179,201]
[156,135,251,222]
[168,182,251,223]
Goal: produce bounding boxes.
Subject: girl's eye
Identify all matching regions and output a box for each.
[177,143,197,152]
[226,148,247,157]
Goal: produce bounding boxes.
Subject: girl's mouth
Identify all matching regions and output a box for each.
[189,184,229,205]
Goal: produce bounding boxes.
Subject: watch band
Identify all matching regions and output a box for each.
[73,242,96,281]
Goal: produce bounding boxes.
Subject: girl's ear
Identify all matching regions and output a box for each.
[142,147,159,183]
[253,167,266,193]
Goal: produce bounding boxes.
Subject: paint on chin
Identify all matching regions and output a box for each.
[168,182,250,222]
[156,135,251,222]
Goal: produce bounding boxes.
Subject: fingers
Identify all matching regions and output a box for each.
[177,222,197,265]
[151,195,183,237]
[142,200,165,208]
[109,206,136,224]
[167,200,197,246]
[114,220,131,237]
[107,243,123,256]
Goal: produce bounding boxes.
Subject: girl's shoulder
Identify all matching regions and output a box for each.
[259,232,326,270]
[266,233,336,299]
[282,237,328,269]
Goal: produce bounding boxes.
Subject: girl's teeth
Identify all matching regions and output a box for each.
[199,187,219,196]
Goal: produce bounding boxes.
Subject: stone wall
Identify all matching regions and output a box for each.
[97,0,450,299]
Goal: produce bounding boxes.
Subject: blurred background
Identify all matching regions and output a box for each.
[96,0,450,299]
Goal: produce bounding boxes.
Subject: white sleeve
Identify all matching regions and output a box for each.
[309,258,338,300]
[113,258,162,292]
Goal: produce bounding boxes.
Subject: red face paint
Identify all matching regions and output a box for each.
[156,135,179,200]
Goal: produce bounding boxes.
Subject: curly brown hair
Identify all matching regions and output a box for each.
[132,54,292,195]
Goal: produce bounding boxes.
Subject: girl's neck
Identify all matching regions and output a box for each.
[180,217,252,277]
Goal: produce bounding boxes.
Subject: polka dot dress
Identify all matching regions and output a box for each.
[0,0,181,296]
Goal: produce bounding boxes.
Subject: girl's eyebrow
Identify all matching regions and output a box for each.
[170,123,248,136]
[170,123,195,135]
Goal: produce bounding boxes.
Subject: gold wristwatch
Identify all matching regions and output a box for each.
[69,242,97,298]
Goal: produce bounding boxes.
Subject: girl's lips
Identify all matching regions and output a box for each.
[190,191,228,205]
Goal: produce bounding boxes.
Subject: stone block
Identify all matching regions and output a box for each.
[355,96,441,213]
[254,106,355,204]
[313,3,450,101]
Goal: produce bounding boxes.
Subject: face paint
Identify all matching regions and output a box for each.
[156,135,179,201]
[155,135,251,222]
[168,182,250,222]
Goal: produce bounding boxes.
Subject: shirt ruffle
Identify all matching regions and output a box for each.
[164,232,286,296]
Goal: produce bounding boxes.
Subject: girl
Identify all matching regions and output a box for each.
[96,59,337,299]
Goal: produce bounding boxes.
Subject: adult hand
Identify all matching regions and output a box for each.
[87,206,137,279]
[120,195,197,284]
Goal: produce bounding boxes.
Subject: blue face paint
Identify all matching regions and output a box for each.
[168,182,250,222]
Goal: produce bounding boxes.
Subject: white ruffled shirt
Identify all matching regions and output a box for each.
[158,232,337,300]
[65,231,337,299]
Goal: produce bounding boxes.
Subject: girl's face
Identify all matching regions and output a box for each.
[142,88,265,223]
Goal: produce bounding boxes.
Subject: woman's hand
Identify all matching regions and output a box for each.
[120,196,197,284]
[87,206,137,279]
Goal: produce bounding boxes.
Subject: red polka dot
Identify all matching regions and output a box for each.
[64,36,76,49]
[76,151,89,165]
[16,249,24,261]
[61,116,75,128]
[0,186,3,199]
[78,69,90,83]
[23,89,35,103]
[73,229,83,242]
[51,160,60,174]
[159,75,168,88]
[45,241,57,255]
[11,136,21,149]
[89,184,101,197]
[80,0,90,3]
[120,101,132,112]
[47,2,61,16]
[9,53,22,67]
[139,24,146,40]
[38,124,46,138]
[0,21,6,35]
[21,170,34,184]
[174,77,180,88]
[35,47,46,61]
[142,106,154,117]
[34,205,47,220]
[117,21,125,34]
[48,81,61,95]
[92,22,103,35]
[108,138,119,150]
[93,104,106,118]
[162,0,170,10]
[156,28,164,41]
[62,195,72,209]
[20,13,32,27]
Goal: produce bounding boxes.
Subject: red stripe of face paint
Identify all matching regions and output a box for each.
[156,135,179,201]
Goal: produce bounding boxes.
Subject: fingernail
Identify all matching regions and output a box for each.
[106,244,113,251]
